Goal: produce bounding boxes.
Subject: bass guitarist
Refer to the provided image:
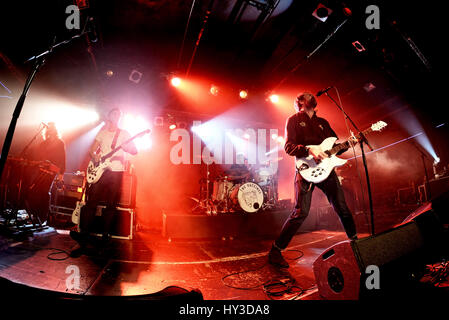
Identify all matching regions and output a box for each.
[268,92,358,268]
[70,108,137,257]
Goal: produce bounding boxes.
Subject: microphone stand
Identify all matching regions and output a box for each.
[0,18,91,180]
[324,91,377,235]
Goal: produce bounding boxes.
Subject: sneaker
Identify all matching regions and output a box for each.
[268,246,289,268]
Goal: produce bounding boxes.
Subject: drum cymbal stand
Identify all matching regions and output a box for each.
[191,162,216,215]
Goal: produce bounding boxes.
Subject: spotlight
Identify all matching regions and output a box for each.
[363,82,376,92]
[154,116,164,126]
[352,41,366,52]
[243,133,251,140]
[210,85,219,96]
[271,133,278,140]
[312,4,332,22]
[239,90,248,99]
[129,69,143,84]
[269,94,279,104]
[171,77,182,87]
[106,70,114,77]
[169,124,177,130]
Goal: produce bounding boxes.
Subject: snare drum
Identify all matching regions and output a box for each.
[229,182,264,213]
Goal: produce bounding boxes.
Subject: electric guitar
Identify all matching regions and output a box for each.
[295,121,387,183]
[72,200,84,225]
[86,129,150,184]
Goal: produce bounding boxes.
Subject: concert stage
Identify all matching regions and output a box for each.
[0,225,447,300]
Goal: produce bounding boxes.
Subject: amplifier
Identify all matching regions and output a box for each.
[49,172,85,218]
[119,173,137,208]
[89,206,135,240]
[96,173,137,208]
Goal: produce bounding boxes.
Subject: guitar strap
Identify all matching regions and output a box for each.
[111,128,121,150]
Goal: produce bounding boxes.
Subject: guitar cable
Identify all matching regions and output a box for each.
[221,249,316,300]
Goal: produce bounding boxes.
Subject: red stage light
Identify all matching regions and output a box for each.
[269,94,279,104]
[239,90,248,99]
[210,85,219,96]
[171,77,182,87]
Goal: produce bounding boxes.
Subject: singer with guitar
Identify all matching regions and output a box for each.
[70,108,137,257]
[268,92,359,268]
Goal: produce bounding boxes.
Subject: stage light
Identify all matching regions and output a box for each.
[243,133,251,140]
[171,77,182,87]
[106,70,114,77]
[269,94,279,104]
[120,114,152,150]
[271,133,278,140]
[239,90,248,99]
[352,41,366,52]
[169,124,177,130]
[312,4,332,22]
[129,69,143,84]
[210,85,219,96]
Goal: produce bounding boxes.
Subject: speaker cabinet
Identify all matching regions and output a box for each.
[313,222,425,300]
[119,173,137,208]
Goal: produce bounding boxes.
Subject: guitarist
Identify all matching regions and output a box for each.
[70,108,137,257]
[268,92,358,268]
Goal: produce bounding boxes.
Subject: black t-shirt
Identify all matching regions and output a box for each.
[32,138,66,174]
[284,111,339,159]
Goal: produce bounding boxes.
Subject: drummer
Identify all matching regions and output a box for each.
[226,153,253,183]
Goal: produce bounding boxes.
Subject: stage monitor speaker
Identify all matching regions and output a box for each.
[313,222,427,300]
[313,190,449,300]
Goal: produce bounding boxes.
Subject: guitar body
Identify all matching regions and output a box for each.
[86,128,150,185]
[86,159,112,184]
[296,137,348,183]
[72,200,85,225]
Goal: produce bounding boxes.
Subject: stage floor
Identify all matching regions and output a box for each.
[0,228,447,300]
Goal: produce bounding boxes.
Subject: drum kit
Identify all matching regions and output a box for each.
[192,161,280,215]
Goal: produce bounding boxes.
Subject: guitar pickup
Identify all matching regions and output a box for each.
[298,163,309,171]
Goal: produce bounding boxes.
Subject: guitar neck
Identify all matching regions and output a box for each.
[328,127,373,155]
[100,129,149,162]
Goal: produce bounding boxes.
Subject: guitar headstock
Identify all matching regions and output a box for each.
[371,121,387,132]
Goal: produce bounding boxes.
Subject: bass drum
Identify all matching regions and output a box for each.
[229,182,264,213]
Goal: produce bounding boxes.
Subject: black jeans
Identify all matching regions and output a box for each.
[79,170,123,238]
[274,170,357,249]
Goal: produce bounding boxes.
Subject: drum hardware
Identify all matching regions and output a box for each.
[191,162,216,215]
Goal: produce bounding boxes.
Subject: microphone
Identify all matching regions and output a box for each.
[316,86,333,97]
[87,17,98,43]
